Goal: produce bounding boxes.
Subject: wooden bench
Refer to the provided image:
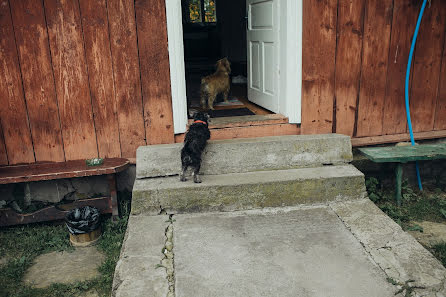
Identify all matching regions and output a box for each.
[0,158,129,227]
[358,143,446,206]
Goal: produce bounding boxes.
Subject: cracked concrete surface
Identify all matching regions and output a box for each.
[160,215,175,297]
[113,199,446,297]
[330,199,446,297]
[112,215,170,297]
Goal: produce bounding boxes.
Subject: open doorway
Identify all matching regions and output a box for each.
[181,0,273,119]
[167,0,302,134]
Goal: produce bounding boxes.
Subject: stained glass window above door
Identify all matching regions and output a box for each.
[188,0,216,23]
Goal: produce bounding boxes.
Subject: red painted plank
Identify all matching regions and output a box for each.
[78,0,121,158]
[10,0,65,163]
[134,0,174,144]
[410,1,446,132]
[0,1,35,164]
[301,0,337,134]
[382,1,419,135]
[0,122,7,165]
[356,0,393,137]
[44,0,98,160]
[334,0,365,136]
[107,0,146,158]
[435,28,446,130]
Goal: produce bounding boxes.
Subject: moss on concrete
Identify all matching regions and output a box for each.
[132,174,366,215]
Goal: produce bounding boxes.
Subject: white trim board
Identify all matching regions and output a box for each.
[165,0,302,134]
[278,0,302,124]
[166,0,188,134]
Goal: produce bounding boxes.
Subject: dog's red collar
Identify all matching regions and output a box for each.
[193,120,208,125]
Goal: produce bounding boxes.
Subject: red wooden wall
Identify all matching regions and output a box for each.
[1,0,445,166]
[302,0,446,138]
[0,0,173,165]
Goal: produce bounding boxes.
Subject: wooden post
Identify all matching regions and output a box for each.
[107,174,119,220]
[395,163,403,207]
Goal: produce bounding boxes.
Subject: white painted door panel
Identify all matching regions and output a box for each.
[247,0,279,113]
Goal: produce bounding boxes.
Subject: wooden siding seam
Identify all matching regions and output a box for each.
[76,0,100,158]
[42,0,67,162]
[132,3,148,145]
[332,0,340,133]
[352,0,367,137]
[380,0,395,130]
[104,0,123,157]
[0,120,9,165]
[8,0,37,162]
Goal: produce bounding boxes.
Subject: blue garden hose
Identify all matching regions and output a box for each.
[405,0,428,191]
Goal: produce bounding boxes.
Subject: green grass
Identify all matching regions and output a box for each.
[0,191,131,297]
[431,243,446,267]
[365,177,446,227]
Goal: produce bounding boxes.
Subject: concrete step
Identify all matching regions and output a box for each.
[132,164,365,215]
[136,134,353,178]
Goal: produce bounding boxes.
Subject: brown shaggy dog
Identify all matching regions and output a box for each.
[200,58,231,110]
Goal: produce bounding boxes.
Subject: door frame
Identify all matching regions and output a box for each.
[166,0,302,134]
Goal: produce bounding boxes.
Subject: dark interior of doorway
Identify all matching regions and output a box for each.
[181,0,272,119]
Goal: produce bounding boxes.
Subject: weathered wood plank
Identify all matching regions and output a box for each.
[0,122,8,165]
[434,21,446,130]
[10,0,65,163]
[135,0,174,144]
[0,1,35,164]
[0,158,129,184]
[107,0,146,158]
[358,143,446,163]
[382,0,418,135]
[44,0,98,160]
[351,129,446,147]
[356,0,393,137]
[301,0,337,134]
[78,0,121,158]
[174,124,301,143]
[334,0,365,136]
[409,1,446,132]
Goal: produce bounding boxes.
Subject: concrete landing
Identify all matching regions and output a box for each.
[113,200,446,297]
[174,206,395,297]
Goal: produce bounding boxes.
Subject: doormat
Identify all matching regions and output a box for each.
[210,108,255,118]
[214,98,244,107]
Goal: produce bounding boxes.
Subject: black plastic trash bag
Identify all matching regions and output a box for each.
[65,206,101,235]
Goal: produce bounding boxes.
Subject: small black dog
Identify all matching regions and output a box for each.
[180,112,210,183]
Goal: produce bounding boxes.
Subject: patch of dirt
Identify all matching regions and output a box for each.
[407,221,446,247]
[23,246,105,288]
[80,290,99,297]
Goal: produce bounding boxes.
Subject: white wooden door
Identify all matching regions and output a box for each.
[247,0,279,113]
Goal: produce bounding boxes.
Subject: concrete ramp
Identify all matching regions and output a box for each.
[113,200,446,297]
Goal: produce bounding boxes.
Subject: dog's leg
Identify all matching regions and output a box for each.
[223,89,229,102]
[200,90,207,109]
[192,164,202,183]
[208,93,217,110]
[180,165,188,181]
